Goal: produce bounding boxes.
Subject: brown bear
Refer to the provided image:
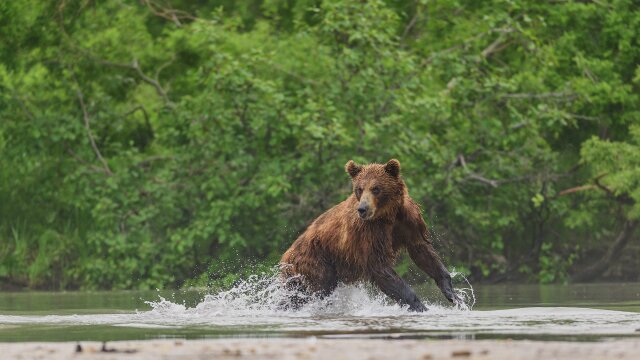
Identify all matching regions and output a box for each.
[280,159,460,311]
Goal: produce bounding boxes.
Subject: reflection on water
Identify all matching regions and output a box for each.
[0,279,639,342]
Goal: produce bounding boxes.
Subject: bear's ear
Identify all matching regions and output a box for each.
[345,160,363,178]
[384,159,401,178]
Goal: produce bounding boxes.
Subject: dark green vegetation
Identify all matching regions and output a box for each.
[1,0,639,290]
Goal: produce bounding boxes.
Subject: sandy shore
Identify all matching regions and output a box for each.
[3,338,640,359]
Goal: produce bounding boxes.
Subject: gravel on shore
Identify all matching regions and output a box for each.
[3,338,640,359]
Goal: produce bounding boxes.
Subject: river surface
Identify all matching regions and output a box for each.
[1,279,639,342]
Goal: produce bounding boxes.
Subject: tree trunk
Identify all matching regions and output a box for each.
[571,220,639,282]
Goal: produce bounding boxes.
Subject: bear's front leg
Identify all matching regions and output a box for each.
[371,267,427,312]
[394,201,463,306]
[407,241,462,305]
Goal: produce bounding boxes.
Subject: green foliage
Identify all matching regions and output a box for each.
[1,0,639,289]
[582,126,640,219]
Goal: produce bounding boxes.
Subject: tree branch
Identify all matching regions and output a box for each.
[552,184,597,198]
[481,37,514,58]
[500,91,578,100]
[66,148,108,174]
[453,155,581,189]
[77,53,175,108]
[401,11,420,41]
[422,26,514,66]
[593,174,635,205]
[131,58,173,107]
[73,78,113,176]
[140,0,202,26]
[422,31,488,66]
[458,155,498,188]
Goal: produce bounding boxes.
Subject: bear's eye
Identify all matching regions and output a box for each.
[371,186,380,195]
[356,187,363,196]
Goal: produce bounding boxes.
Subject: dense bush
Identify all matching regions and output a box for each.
[1,0,638,289]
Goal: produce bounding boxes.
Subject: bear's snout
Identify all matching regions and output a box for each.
[357,201,373,220]
[357,206,367,218]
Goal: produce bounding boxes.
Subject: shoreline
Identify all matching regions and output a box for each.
[3,338,640,359]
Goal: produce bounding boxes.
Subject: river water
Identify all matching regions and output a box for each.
[1,277,639,342]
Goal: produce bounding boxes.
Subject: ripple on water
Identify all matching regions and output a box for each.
[0,272,639,338]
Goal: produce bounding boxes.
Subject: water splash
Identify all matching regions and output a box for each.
[450,270,476,311]
[146,268,466,317]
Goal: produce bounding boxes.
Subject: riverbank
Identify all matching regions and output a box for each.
[4,338,640,359]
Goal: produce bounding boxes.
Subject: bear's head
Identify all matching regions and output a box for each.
[345,159,405,221]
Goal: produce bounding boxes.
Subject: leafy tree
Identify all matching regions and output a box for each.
[0,0,638,290]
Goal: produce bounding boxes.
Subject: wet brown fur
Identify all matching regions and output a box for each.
[280,159,457,311]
